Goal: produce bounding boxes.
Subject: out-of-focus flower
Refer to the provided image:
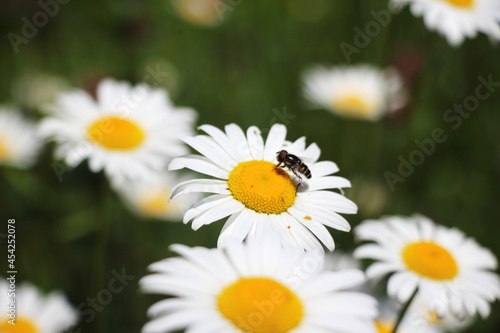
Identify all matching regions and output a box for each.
[324,252,470,332]
[303,65,407,121]
[0,280,78,333]
[347,177,389,217]
[324,250,362,272]
[354,215,500,319]
[169,123,356,253]
[0,107,41,168]
[170,0,228,27]
[403,294,473,333]
[12,73,69,110]
[391,0,500,46]
[113,171,199,222]
[38,78,197,186]
[140,233,377,333]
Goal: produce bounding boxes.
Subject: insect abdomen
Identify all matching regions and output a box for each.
[298,164,311,178]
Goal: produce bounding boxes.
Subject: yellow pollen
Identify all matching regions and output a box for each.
[0,318,38,333]
[440,0,474,9]
[228,161,296,214]
[304,215,312,220]
[402,241,458,280]
[331,95,372,118]
[87,116,145,150]
[138,190,171,217]
[374,319,394,333]
[425,310,442,323]
[217,277,303,333]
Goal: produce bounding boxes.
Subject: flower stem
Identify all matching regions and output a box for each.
[92,175,111,333]
[391,287,418,333]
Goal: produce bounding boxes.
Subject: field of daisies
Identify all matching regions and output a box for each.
[2,0,500,332]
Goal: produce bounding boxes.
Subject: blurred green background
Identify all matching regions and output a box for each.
[1,0,500,332]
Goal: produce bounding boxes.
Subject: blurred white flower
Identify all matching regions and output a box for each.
[170,0,228,27]
[38,78,197,186]
[113,171,199,222]
[12,73,69,110]
[354,215,500,319]
[0,280,78,333]
[0,107,42,169]
[140,233,377,333]
[303,64,406,121]
[391,0,500,46]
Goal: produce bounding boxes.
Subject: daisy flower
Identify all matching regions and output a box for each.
[171,0,227,27]
[0,280,78,333]
[403,294,473,332]
[354,215,500,319]
[0,107,41,168]
[38,78,197,185]
[168,123,357,252]
[12,72,69,110]
[113,171,199,221]
[391,0,500,46]
[303,65,406,121]
[140,233,377,333]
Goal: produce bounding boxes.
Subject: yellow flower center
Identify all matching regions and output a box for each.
[228,161,296,214]
[331,95,372,118]
[425,309,442,323]
[440,0,474,9]
[87,116,145,150]
[138,190,171,217]
[0,138,9,160]
[217,277,304,333]
[176,0,220,26]
[402,241,458,280]
[0,318,38,333]
[374,319,394,333]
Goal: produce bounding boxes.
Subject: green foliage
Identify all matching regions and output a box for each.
[1,0,499,332]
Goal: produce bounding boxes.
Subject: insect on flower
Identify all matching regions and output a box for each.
[275,150,311,188]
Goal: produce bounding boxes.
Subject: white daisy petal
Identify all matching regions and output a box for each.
[263,123,287,161]
[191,199,244,230]
[183,195,233,224]
[306,176,351,191]
[309,160,339,177]
[0,108,42,168]
[198,124,241,161]
[224,123,252,161]
[246,126,265,160]
[169,155,228,179]
[170,179,230,199]
[183,135,236,171]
